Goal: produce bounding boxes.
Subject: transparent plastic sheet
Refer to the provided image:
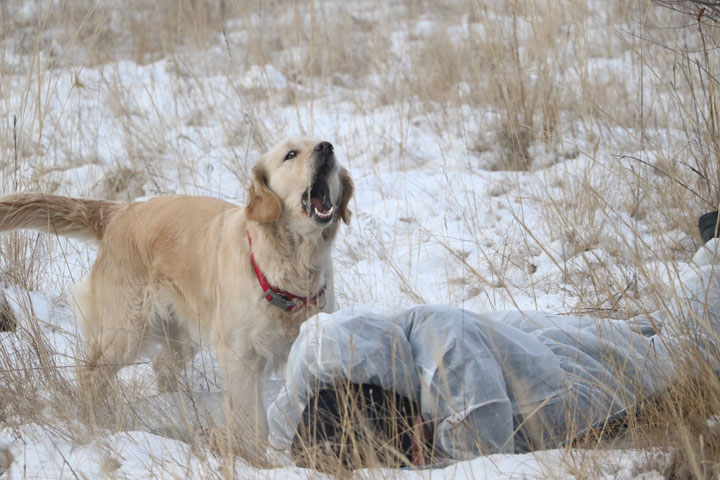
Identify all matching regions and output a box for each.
[268,239,720,460]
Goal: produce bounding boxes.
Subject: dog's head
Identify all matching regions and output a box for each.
[246,137,354,234]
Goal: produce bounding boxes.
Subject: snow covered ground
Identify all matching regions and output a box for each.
[0,0,716,478]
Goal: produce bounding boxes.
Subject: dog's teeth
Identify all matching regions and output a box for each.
[312,204,333,218]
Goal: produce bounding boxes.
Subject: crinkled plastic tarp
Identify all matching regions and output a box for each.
[268,239,720,460]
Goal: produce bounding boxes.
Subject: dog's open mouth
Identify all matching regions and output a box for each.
[302,175,334,224]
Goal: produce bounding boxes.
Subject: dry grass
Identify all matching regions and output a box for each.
[1,0,720,477]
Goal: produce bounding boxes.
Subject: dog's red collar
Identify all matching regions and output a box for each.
[247,232,325,312]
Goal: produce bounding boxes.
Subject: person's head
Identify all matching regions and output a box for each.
[290,382,432,472]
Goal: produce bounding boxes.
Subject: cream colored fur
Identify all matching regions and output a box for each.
[0,136,354,459]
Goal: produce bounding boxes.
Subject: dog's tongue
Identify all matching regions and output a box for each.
[311,196,329,213]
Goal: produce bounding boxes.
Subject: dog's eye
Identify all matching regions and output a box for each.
[284,151,297,161]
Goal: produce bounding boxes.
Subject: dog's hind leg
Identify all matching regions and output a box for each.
[73,274,150,400]
[151,313,196,392]
[80,324,146,394]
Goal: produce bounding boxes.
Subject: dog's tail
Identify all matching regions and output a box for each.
[0,193,124,242]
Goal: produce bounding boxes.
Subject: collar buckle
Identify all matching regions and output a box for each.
[263,288,299,311]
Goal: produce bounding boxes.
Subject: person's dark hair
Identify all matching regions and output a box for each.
[290,382,432,472]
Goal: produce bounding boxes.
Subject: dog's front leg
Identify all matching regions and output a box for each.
[215,342,268,461]
[324,260,337,312]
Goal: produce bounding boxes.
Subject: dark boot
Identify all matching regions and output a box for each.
[699,211,719,244]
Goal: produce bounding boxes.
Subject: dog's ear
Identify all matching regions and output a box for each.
[246,165,282,223]
[337,167,354,225]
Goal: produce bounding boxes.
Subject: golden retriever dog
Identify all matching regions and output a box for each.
[0,137,353,458]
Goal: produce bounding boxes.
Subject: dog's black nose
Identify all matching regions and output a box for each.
[314,141,333,153]
[314,141,335,173]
